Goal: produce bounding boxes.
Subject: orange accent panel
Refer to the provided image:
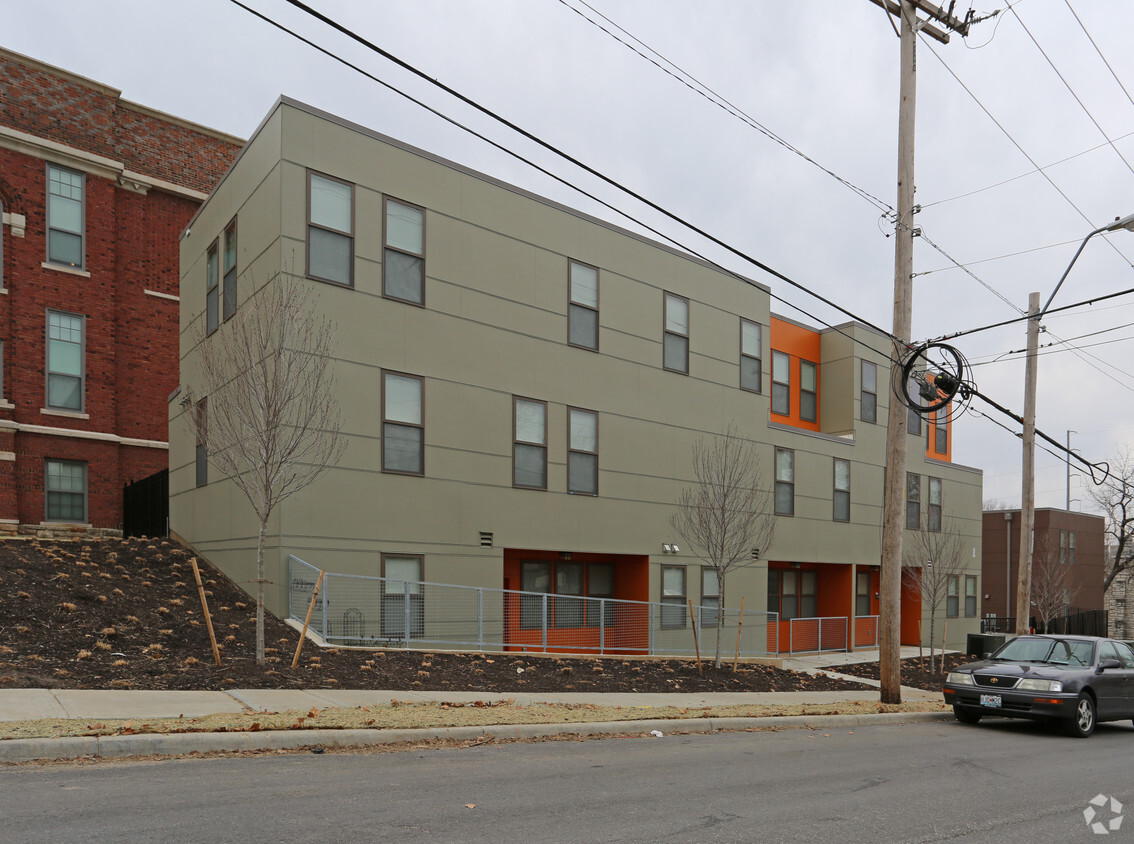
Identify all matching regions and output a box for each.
[900,566,923,645]
[769,317,821,432]
[926,406,953,463]
[817,564,851,618]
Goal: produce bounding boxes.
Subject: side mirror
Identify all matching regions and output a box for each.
[983,652,992,660]
[1098,659,1121,671]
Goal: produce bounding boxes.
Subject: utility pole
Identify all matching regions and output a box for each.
[871,0,976,705]
[1015,292,1040,636]
[1066,430,1076,511]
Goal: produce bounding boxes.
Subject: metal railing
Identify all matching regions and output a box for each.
[288,555,779,658]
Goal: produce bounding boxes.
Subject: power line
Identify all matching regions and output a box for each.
[935,285,1134,342]
[1064,0,1134,113]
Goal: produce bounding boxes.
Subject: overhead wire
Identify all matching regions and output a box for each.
[1064,0,1134,112]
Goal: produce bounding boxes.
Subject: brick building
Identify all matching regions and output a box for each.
[0,48,241,535]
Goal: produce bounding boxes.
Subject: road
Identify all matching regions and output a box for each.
[2,718,1131,842]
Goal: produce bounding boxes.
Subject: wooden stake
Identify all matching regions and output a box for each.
[292,570,325,669]
[190,557,222,667]
[733,597,746,672]
[688,597,701,673]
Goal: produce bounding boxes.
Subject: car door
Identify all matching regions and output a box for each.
[1095,640,1127,720]
[1114,641,1134,717]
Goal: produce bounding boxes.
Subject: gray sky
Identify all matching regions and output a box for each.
[6,0,1134,513]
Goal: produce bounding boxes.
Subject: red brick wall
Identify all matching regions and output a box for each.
[0,50,242,529]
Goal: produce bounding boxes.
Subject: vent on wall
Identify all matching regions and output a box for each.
[479,531,493,547]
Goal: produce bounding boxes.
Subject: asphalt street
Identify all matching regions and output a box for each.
[2,717,1131,842]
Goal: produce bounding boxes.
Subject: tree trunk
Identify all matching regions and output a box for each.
[929,611,936,676]
[256,514,267,665]
[714,573,725,669]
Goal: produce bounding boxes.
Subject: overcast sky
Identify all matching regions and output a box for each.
[5,0,1134,514]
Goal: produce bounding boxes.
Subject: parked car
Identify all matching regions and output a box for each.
[943,634,1134,737]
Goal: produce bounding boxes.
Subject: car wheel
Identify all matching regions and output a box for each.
[1064,693,1096,738]
[953,705,982,725]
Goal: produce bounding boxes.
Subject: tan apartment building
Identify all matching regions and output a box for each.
[170,97,984,654]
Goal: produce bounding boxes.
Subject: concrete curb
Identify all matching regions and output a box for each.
[0,711,951,763]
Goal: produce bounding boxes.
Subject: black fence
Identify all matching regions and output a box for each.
[122,469,168,538]
[981,608,1109,638]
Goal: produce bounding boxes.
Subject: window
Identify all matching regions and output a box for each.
[0,197,5,288]
[307,172,353,287]
[47,164,84,267]
[195,398,208,487]
[861,361,877,423]
[856,571,872,616]
[587,563,615,629]
[1061,530,1077,565]
[520,561,551,629]
[222,218,237,321]
[568,260,599,350]
[0,340,6,400]
[965,575,977,617]
[47,310,84,411]
[946,575,959,618]
[907,377,922,436]
[833,458,850,522]
[382,555,423,638]
[775,447,794,516]
[701,567,720,628]
[206,240,219,335]
[740,319,762,393]
[906,472,920,530]
[46,459,86,522]
[928,477,942,531]
[934,407,948,454]
[521,561,614,629]
[567,408,598,495]
[514,398,547,489]
[769,569,817,620]
[661,565,686,628]
[771,351,790,416]
[554,562,585,628]
[382,372,424,475]
[384,197,425,304]
[663,293,689,373]
[800,360,818,422]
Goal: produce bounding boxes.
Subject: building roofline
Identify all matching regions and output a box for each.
[0,46,120,97]
[118,99,244,147]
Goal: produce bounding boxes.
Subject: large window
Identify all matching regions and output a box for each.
[934,407,948,455]
[856,571,872,616]
[195,398,208,487]
[382,555,424,638]
[307,171,353,287]
[906,472,921,530]
[833,458,850,522]
[861,360,877,423]
[222,218,237,321]
[946,575,959,618]
[206,240,219,335]
[382,372,424,475]
[661,565,687,628]
[384,198,425,304]
[965,575,977,617]
[771,351,790,416]
[768,569,817,620]
[514,398,547,489]
[47,310,84,411]
[1061,530,1077,565]
[46,459,86,522]
[663,293,689,374]
[568,260,599,350]
[928,477,942,531]
[740,319,762,393]
[775,447,795,516]
[554,562,585,628]
[47,164,84,268]
[800,360,818,423]
[520,561,614,629]
[567,408,598,495]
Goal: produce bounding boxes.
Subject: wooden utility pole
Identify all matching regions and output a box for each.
[1015,292,1040,635]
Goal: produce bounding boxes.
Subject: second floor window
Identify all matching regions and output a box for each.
[906,472,921,530]
[928,477,942,531]
[833,458,850,522]
[382,372,424,475]
[223,218,237,320]
[772,351,790,416]
[384,198,425,304]
[663,293,689,373]
[861,361,877,423]
[775,447,794,516]
[908,377,922,436]
[934,407,948,455]
[47,164,84,268]
[800,360,818,423]
[308,172,353,287]
[568,261,599,350]
[740,319,762,393]
[568,408,598,495]
[514,398,547,489]
[47,310,84,411]
[206,240,219,335]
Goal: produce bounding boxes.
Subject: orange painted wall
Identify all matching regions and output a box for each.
[900,567,924,645]
[926,406,952,463]
[769,317,822,433]
[817,565,852,618]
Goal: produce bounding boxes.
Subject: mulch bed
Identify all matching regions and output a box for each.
[830,653,973,691]
[1,537,877,695]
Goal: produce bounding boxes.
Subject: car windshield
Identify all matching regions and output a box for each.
[992,637,1093,666]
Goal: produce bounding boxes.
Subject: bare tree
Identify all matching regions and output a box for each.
[670,424,776,668]
[184,274,346,664]
[902,518,969,674]
[1030,532,1078,632]
[1090,447,1134,592]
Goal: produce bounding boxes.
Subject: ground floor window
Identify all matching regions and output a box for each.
[661,565,686,628]
[965,575,977,617]
[768,568,817,620]
[520,560,615,629]
[46,459,86,522]
[381,555,423,637]
[700,567,720,628]
[946,575,959,618]
[856,571,872,616]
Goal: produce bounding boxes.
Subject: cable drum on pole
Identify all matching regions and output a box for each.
[895,341,972,420]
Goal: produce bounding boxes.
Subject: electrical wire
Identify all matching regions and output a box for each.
[1064,0,1134,112]
[935,285,1134,341]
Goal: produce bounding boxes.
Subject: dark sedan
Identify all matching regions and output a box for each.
[943,634,1134,737]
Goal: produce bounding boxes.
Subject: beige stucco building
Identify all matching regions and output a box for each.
[171,97,984,655]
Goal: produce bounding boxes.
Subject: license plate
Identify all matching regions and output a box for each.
[980,694,1002,708]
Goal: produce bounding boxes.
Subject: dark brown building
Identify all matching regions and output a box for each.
[982,508,1105,628]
